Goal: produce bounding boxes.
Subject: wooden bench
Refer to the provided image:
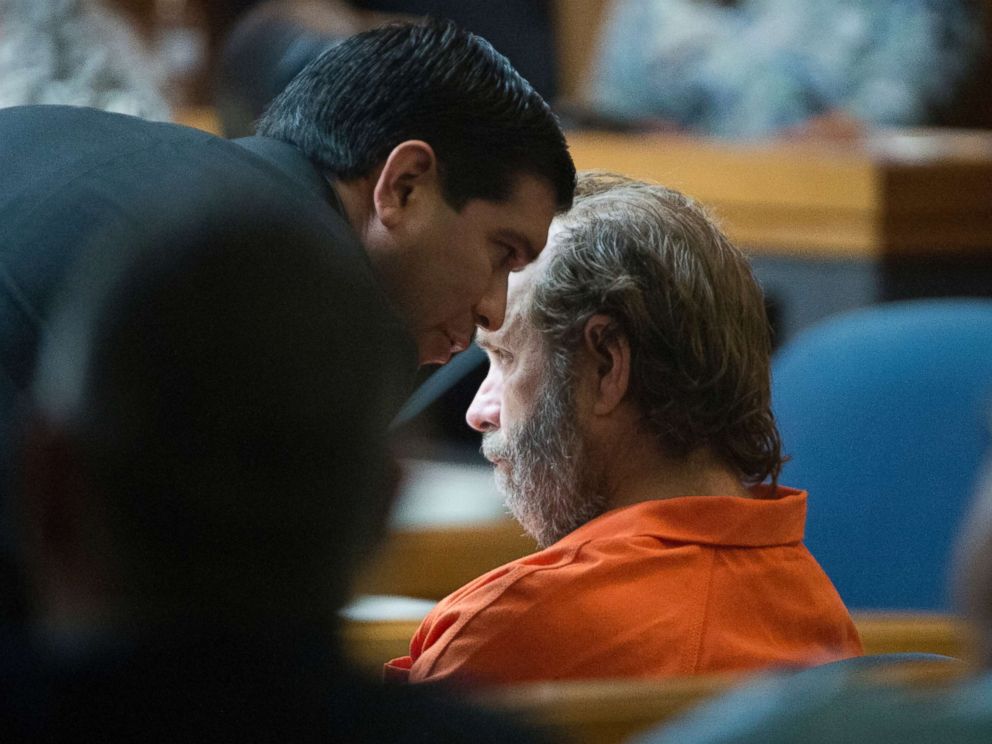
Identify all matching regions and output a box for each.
[853,611,973,659]
[354,518,536,600]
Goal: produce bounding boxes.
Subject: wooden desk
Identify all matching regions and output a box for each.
[853,612,974,659]
[355,518,536,600]
[566,129,992,259]
[343,616,423,673]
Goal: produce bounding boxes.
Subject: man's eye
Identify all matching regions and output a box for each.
[494,349,513,364]
[497,242,521,269]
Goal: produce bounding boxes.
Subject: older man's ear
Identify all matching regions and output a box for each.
[582,314,631,416]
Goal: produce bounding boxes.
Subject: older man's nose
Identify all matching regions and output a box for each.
[466,372,501,433]
[473,272,508,331]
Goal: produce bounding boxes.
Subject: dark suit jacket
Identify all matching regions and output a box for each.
[0,105,416,616]
[0,105,414,398]
[0,625,549,743]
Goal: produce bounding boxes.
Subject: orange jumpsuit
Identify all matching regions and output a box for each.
[385,486,862,685]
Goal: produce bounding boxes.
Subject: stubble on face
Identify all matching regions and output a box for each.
[481,356,609,548]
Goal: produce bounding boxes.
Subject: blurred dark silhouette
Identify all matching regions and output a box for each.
[0,191,546,742]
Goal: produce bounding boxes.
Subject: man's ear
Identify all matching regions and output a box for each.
[372,140,439,228]
[582,314,631,416]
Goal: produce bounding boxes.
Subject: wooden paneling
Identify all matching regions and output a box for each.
[355,518,536,600]
[567,129,992,258]
[343,617,423,673]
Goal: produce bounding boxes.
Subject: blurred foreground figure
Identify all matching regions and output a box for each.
[591,0,987,137]
[0,0,170,119]
[0,194,545,742]
[386,173,861,686]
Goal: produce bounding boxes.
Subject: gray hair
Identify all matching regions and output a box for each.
[530,171,782,485]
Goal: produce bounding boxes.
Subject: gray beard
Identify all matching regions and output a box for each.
[481,369,609,548]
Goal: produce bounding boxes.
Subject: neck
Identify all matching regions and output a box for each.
[589,417,752,511]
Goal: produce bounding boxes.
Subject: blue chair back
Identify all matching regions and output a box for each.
[772,300,992,610]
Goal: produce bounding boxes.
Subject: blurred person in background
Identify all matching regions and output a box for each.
[591,0,988,138]
[0,19,574,623]
[215,0,558,137]
[0,0,170,119]
[215,0,366,136]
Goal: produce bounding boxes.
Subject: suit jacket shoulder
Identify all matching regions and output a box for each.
[0,106,415,398]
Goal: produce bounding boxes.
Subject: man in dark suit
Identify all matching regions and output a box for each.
[0,190,547,742]
[0,18,576,618]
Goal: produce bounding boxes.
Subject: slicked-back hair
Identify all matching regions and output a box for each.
[531,172,782,486]
[256,19,575,212]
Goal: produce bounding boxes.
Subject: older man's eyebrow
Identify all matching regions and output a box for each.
[475,335,497,353]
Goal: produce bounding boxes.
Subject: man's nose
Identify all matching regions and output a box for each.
[473,272,508,331]
[466,368,501,432]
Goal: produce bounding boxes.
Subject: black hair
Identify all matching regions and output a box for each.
[257,18,575,211]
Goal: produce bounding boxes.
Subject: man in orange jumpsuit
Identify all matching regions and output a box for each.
[386,173,862,686]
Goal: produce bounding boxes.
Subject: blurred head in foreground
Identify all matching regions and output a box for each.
[18,192,406,635]
[0,0,169,120]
